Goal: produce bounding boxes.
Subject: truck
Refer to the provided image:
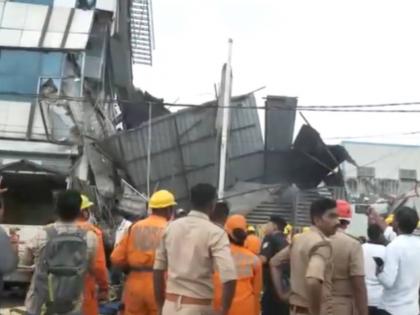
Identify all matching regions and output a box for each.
[0,152,75,285]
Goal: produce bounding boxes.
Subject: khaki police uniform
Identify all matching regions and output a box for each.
[271,226,334,315]
[154,210,237,315]
[331,230,365,315]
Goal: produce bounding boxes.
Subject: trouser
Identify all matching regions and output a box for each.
[261,290,289,315]
[42,304,82,315]
[122,272,157,315]
[83,275,99,315]
[228,295,255,315]
[369,307,387,315]
[332,296,356,315]
[162,300,214,315]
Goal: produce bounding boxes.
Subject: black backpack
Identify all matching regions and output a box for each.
[42,226,89,314]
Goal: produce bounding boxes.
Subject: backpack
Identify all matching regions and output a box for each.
[42,226,89,314]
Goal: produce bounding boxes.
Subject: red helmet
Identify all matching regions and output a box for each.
[336,200,352,221]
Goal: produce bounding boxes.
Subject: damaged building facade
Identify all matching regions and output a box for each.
[0,0,156,282]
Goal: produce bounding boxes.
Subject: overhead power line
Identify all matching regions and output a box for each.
[3,91,420,113]
[326,130,420,140]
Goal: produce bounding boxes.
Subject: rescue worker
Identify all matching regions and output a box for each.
[330,200,368,315]
[270,198,340,315]
[111,190,176,315]
[260,215,290,315]
[153,183,237,315]
[77,195,109,315]
[284,224,293,243]
[214,215,262,315]
[24,190,99,315]
[244,225,261,255]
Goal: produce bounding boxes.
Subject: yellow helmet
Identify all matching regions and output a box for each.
[386,214,420,227]
[247,225,256,233]
[284,224,292,235]
[385,214,394,225]
[149,190,177,209]
[81,195,94,210]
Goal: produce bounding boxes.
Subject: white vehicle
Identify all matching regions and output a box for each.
[0,160,67,285]
[1,224,39,284]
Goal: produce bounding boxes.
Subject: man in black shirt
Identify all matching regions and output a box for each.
[260,215,290,315]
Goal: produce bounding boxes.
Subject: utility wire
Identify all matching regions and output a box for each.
[326,130,420,140]
[3,91,420,112]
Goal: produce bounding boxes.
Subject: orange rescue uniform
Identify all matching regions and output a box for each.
[111,215,168,315]
[244,234,261,255]
[214,244,262,315]
[77,221,109,315]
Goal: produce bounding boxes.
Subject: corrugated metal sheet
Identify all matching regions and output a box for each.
[264,96,297,183]
[100,94,264,204]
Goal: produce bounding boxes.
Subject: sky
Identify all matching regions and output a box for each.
[133,0,420,145]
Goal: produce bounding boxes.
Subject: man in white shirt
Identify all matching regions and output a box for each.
[362,224,386,315]
[114,215,132,247]
[376,207,420,315]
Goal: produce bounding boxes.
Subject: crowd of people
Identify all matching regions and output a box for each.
[1,181,420,315]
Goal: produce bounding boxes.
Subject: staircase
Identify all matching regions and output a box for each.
[246,201,293,225]
[130,0,154,65]
[246,187,344,227]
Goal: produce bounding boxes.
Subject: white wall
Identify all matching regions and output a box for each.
[342,141,420,180]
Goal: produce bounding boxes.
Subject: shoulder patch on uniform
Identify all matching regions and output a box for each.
[262,242,269,249]
[308,240,332,259]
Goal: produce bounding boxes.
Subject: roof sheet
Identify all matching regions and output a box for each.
[100,94,264,204]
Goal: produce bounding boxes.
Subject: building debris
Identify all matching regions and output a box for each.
[0,0,158,284]
[99,93,264,206]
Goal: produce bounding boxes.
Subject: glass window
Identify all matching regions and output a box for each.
[0,50,64,95]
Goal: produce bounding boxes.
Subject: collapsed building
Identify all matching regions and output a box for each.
[99,94,355,227]
[0,0,159,282]
[4,0,415,285]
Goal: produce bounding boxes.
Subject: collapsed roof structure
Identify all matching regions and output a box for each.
[0,0,356,228]
[99,93,265,207]
[100,94,353,226]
